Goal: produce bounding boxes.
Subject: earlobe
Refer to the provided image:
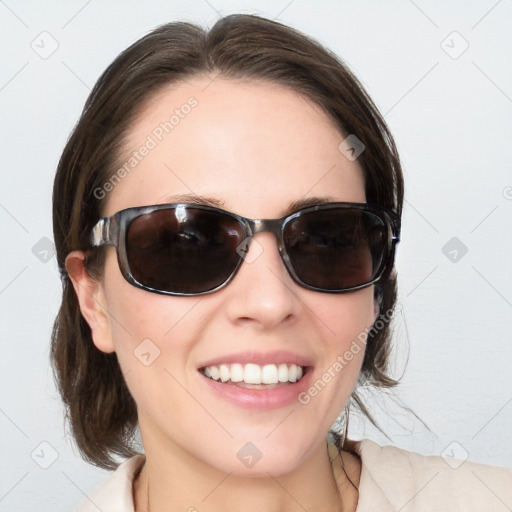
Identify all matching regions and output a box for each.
[65,251,116,354]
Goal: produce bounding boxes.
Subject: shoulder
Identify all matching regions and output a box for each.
[348,439,512,512]
[75,454,145,512]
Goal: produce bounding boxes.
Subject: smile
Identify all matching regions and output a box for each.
[201,363,305,387]
[197,351,313,409]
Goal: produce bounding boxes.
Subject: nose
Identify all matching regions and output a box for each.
[224,232,299,330]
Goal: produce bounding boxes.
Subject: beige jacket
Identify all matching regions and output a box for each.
[76,439,512,511]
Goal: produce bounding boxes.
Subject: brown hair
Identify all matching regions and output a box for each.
[51,13,404,470]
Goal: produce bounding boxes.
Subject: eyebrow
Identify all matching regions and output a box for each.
[162,194,339,216]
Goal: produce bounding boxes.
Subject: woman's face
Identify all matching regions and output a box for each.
[78,77,379,475]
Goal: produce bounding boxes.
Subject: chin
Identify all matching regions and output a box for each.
[215,452,305,478]
[197,431,314,477]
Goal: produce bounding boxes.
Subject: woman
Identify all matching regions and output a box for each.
[51,14,511,512]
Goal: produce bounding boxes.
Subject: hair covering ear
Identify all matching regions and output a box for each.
[374,284,384,311]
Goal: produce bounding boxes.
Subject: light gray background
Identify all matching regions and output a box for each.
[1,1,511,510]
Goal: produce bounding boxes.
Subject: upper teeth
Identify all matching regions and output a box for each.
[203,363,304,384]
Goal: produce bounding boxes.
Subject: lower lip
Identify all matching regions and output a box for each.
[199,369,312,410]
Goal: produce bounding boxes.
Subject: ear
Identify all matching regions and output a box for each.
[65,251,115,353]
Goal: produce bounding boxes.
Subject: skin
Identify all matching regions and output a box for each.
[66,76,380,512]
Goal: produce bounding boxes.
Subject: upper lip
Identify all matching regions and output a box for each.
[197,350,313,369]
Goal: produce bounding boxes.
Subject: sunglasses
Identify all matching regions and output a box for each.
[90,202,400,296]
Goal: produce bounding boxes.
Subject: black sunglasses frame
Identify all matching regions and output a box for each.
[90,202,400,296]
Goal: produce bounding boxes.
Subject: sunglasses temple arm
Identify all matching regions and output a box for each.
[385,210,401,242]
[90,217,116,247]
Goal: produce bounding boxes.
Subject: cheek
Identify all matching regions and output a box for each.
[304,289,375,401]
[101,248,196,337]
[311,287,376,350]
[102,281,205,430]
[100,251,198,383]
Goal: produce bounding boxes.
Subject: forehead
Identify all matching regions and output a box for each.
[104,76,366,217]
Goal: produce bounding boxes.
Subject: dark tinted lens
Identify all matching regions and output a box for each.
[284,209,388,290]
[126,208,244,293]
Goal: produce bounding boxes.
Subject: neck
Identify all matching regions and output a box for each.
[134,433,360,512]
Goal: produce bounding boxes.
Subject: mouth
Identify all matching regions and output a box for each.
[196,351,313,409]
[199,363,308,389]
